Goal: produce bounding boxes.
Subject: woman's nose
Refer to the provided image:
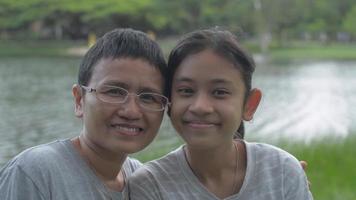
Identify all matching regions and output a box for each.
[117,95,143,120]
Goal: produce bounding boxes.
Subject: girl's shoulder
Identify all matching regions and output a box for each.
[130,146,184,180]
[123,157,143,177]
[244,141,302,168]
[142,146,183,167]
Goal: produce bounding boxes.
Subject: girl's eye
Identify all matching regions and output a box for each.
[177,88,194,96]
[212,89,230,97]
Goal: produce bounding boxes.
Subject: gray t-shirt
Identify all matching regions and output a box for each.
[0,139,142,200]
[128,141,313,200]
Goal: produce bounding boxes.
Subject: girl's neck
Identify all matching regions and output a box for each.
[185,141,237,178]
[184,140,247,198]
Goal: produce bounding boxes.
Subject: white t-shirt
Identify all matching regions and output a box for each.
[0,139,142,200]
[128,141,313,200]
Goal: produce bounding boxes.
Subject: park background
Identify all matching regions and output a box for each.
[1,0,356,199]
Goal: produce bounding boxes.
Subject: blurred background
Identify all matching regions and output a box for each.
[0,0,355,199]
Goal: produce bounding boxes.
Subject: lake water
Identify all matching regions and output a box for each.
[1,57,355,166]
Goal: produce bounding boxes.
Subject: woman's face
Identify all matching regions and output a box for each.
[73,58,165,155]
[170,49,249,148]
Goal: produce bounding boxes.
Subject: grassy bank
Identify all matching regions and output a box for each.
[1,39,356,61]
[160,39,356,61]
[280,135,356,200]
[0,40,86,57]
[269,43,356,61]
[240,40,356,61]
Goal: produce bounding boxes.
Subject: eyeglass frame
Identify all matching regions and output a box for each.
[80,85,170,112]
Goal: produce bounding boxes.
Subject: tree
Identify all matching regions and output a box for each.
[0,0,51,29]
[343,5,356,38]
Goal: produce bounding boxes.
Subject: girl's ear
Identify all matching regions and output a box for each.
[243,88,262,121]
[72,84,84,118]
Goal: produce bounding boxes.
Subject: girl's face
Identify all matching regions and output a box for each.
[170,49,260,148]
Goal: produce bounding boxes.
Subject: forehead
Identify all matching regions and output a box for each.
[90,57,164,92]
[174,49,244,86]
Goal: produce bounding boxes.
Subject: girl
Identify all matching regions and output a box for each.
[128,28,312,200]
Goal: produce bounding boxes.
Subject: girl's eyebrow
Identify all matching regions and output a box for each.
[211,78,234,85]
[174,77,194,83]
[175,77,233,85]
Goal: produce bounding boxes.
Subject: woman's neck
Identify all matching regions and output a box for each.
[71,134,127,191]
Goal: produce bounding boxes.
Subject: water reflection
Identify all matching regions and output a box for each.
[0,57,81,166]
[248,61,356,143]
[0,58,355,166]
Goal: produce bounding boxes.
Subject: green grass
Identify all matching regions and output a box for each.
[270,43,356,61]
[240,40,356,61]
[0,40,86,57]
[160,38,356,61]
[2,39,356,61]
[268,135,356,200]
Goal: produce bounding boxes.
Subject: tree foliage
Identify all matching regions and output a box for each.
[0,0,355,41]
[343,5,356,37]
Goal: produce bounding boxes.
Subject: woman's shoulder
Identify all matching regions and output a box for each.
[0,139,73,189]
[1,139,71,173]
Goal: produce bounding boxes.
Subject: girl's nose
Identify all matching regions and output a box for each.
[188,93,214,115]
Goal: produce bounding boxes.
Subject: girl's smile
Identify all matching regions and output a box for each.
[183,120,219,129]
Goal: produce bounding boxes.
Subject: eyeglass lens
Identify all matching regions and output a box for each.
[97,85,167,110]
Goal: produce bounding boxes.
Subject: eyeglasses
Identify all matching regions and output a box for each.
[80,85,169,112]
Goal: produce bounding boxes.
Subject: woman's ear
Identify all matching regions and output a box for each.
[72,84,84,118]
[243,88,262,121]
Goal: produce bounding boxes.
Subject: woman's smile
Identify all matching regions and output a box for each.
[110,123,144,136]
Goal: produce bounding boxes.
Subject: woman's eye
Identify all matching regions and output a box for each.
[140,94,156,103]
[103,87,126,96]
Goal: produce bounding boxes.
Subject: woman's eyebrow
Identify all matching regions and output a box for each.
[104,83,162,94]
[102,81,128,88]
[139,87,163,94]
